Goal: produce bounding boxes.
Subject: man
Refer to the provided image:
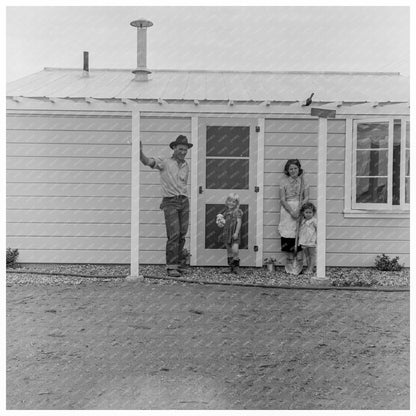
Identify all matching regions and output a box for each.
[140,135,192,277]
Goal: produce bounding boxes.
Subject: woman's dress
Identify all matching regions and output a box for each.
[278,175,308,252]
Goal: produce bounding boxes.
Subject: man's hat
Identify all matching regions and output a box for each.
[169,135,193,149]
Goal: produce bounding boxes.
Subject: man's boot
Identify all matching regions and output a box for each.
[231,258,241,275]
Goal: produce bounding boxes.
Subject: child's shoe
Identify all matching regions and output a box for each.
[222,257,233,273]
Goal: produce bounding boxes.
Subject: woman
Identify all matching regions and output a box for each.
[278,159,309,273]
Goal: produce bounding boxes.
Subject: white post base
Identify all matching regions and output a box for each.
[125,274,144,282]
[310,275,331,286]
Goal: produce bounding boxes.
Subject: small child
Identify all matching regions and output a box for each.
[298,202,317,275]
[217,193,243,274]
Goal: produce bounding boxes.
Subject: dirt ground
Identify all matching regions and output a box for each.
[6,279,409,410]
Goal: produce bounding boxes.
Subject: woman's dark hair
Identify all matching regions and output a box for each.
[283,159,304,176]
[300,202,316,214]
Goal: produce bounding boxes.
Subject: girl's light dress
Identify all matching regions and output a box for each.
[299,217,317,247]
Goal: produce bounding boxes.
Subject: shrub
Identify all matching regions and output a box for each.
[374,254,403,272]
[6,248,19,268]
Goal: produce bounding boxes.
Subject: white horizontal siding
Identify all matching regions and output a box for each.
[6,114,132,131]
[7,169,131,184]
[265,159,344,174]
[263,117,409,267]
[7,111,409,267]
[10,249,168,264]
[6,236,167,251]
[263,237,408,255]
[7,156,131,171]
[263,225,410,240]
[7,143,131,158]
[6,111,192,264]
[7,129,131,144]
[265,210,409,227]
[265,132,344,147]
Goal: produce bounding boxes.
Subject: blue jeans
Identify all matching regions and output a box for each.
[160,196,189,269]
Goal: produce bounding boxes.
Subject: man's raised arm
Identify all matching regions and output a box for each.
[140,141,154,167]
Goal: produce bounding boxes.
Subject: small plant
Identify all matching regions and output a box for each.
[374,254,403,272]
[6,248,19,268]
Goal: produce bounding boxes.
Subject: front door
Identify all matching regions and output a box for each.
[197,118,257,266]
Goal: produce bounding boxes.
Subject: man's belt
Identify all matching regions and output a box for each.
[164,195,188,200]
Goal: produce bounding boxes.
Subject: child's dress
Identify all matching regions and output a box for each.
[299,217,317,247]
[221,208,243,245]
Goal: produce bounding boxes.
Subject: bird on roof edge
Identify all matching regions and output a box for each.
[304,92,314,106]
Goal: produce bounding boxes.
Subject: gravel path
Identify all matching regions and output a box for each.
[6,264,409,289]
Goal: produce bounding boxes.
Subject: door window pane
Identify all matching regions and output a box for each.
[356,178,387,203]
[207,126,250,157]
[205,204,249,249]
[206,159,249,189]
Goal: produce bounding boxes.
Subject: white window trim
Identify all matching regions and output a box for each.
[344,116,410,219]
[402,118,411,209]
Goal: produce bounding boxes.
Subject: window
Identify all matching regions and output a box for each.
[352,118,410,211]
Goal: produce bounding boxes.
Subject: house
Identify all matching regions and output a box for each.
[6,20,410,270]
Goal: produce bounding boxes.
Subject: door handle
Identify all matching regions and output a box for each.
[199,186,203,194]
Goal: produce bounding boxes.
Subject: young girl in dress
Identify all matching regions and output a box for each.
[298,202,317,275]
[216,193,243,274]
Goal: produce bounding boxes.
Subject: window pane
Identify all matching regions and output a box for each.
[206,158,249,189]
[406,150,410,176]
[393,119,401,145]
[406,122,410,148]
[205,203,248,249]
[356,178,387,203]
[356,150,388,176]
[207,126,250,157]
[393,140,401,205]
[405,178,410,204]
[357,122,389,149]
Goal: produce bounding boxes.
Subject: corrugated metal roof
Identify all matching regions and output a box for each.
[7,68,410,102]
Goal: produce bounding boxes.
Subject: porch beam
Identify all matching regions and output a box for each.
[6,97,409,115]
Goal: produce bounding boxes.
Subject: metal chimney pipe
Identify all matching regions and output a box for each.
[130,19,153,81]
[82,51,89,77]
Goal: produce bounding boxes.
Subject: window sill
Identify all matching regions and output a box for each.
[343,210,410,219]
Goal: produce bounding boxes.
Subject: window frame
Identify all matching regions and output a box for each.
[344,116,410,217]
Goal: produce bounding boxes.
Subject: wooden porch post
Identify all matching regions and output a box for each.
[311,108,335,284]
[126,108,143,281]
[189,116,199,266]
[255,118,265,267]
